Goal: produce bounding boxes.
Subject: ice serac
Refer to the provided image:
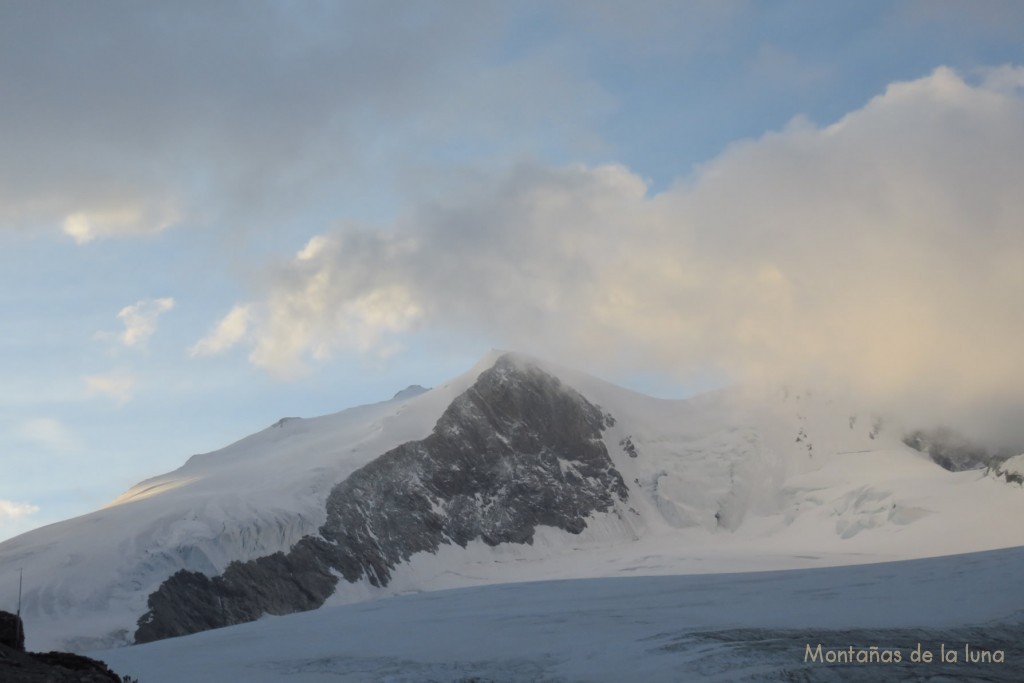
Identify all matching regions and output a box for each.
[134,354,627,643]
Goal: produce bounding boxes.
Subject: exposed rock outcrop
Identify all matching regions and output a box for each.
[0,611,123,682]
[0,609,24,651]
[0,646,123,683]
[990,454,1024,486]
[903,427,1013,472]
[135,354,627,643]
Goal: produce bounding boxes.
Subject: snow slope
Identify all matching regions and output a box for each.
[2,351,1024,651]
[0,353,503,651]
[94,545,1024,682]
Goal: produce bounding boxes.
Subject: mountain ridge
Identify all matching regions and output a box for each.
[135,355,629,642]
[2,351,1024,651]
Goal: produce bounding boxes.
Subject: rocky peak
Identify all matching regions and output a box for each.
[135,354,627,643]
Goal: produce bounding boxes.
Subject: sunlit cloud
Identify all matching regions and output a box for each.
[198,237,423,377]
[62,204,180,244]
[84,373,138,404]
[205,67,1024,442]
[190,303,252,357]
[0,500,39,522]
[112,297,176,348]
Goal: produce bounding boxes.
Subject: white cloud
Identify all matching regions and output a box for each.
[979,64,1024,92]
[0,500,39,522]
[62,204,180,244]
[18,417,80,453]
[190,303,252,357]
[221,237,424,377]
[84,373,137,404]
[213,67,1024,443]
[113,297,176,348]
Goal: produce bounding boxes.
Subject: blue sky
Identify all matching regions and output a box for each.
[3,1,1024,541]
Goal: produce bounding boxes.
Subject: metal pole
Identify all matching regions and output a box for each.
[16,568,23,649]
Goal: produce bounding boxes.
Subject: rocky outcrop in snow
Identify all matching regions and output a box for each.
[990,454,1024,486]
[134,354,627,643]
[903,427,1012,472]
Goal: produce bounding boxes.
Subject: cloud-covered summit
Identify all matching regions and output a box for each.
[202,67,1024,442]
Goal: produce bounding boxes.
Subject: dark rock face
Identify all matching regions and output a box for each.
[0,645,123,683]
[991,460,1024,486]
[136,355,627,643]
[0,610,24,651]
[0,612,124,682]
[903,428,1014,472]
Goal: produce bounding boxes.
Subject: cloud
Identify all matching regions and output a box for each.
[5,2,1024,249]
[84,373,137,404]
[0,500,39,522]
[108,298,175,348]
[0,3,609,241]
[979,63,1024,92]
[200,238,423,377]
[190,303,252,357]
[63,204,180,244]
[207,67,1024,443]
[18,417,80,453]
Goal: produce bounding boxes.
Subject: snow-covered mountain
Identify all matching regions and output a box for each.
[2,351,1023,652]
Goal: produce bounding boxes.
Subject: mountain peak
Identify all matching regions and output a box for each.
[391,385,430,401]
[134,353,627,642]
[9,350,1024,652]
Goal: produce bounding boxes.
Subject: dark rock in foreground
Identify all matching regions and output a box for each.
[136,354,627,643]
[0,646,123,683]
[0,609,24,651]
[0,610,124,682]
